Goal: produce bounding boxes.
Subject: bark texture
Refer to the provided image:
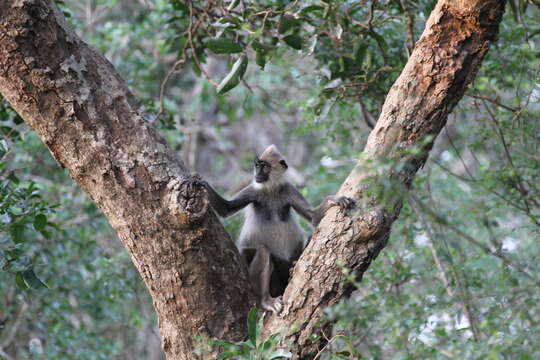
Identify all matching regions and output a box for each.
[0,0,506,359]
[0,1,255,359]
[264,0,506,358]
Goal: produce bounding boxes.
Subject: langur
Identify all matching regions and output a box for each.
[199,145,354,314]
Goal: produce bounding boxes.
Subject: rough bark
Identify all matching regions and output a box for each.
[0,0,506,359]
[0,1,255,359]
[264,0,506,358]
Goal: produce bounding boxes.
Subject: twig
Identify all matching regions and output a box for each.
[1,302,28,349]
[410,193,540,287]
[481,99,539,209]
[399,0,415,56]
[252,0,300,17]
[154,57,187,123]
[367,0,388,65]
[411,202,454,297]
[187,0,218,87]
[465,93,519,112]
[358,97,376,128]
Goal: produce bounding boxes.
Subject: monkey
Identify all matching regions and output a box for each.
[197,145,355,314]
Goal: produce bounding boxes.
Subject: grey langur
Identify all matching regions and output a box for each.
[197,145,355,314]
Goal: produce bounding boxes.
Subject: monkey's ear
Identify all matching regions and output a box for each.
[280,160,288,169]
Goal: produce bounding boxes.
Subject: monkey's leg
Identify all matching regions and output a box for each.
[248,245,283,315]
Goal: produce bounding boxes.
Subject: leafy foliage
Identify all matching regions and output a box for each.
[196,308,292,360]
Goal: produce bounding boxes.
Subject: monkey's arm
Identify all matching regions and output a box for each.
[288,184,354,227]
[202,182,255,218]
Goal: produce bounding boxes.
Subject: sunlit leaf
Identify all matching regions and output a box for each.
[22,269,48,289]
[217,56,248,94]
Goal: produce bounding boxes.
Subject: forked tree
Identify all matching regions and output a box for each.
[0,0,506,359]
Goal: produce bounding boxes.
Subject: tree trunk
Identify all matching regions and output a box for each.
[0,1,255,359]
[0,0,506,359]
[264,0,506,358]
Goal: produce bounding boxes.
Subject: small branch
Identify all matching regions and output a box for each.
[481,99,539,210]
[411,202,454,297]
[187,0,218,87]
[399,0,415,56]
[1,301,28,349]
[154,57,187,123]
[359,98,376,128]
[465,93,519,112]
[251,0,300,17]
[410,194,540,287]
[366,0,388,64]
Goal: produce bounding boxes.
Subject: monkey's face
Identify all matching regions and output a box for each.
[254,159,271,183]
[254,158,288,184]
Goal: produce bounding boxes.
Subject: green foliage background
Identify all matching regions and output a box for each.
[1,0,539,359]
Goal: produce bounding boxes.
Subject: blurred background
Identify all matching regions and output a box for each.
[0,0,539,359]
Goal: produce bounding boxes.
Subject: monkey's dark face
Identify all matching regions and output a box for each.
[254,159,271,183]
[254,157,288,184]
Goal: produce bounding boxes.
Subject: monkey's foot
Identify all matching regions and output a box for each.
[332,196,356,210]
[261,296,283,315]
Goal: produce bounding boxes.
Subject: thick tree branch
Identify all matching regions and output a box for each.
[265,1,507,358]
[0,1,255,359]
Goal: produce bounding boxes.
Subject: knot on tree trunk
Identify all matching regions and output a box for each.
[166,175,209,226]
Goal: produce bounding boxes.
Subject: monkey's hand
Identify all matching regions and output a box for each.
[261,296,283,315]
[329,195,356,210]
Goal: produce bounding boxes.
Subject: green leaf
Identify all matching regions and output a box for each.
[354,42,367,66]
[368,31,388,50]
[217,56,248,94]
[269,349,292,359]
[283,35,303,50]
[226,0,239,11]
[0,126,20,140]
[278,15,300,34]
[0,139,9,158]
[206,38,243,54]
[15,272,29,290]
[33,214,47,231]
[256,50,266,70]
[251,41,274,52]
[7,171,19,185]
[22,269,47,289]
[12,114,24,125]
[10,223,25,243]
[299,5,325,16]
[236,340,255,349]
[218,351,242,359]
[247,307,258,346]
[262,333,280,350]
[211,339,235,348]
